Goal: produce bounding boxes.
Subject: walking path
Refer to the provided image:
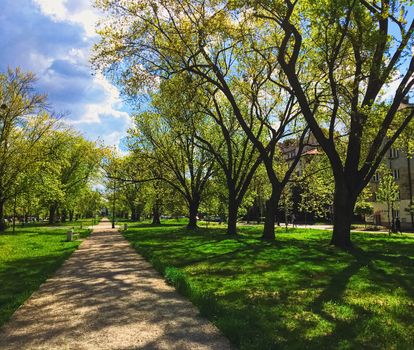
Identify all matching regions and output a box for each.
[0,219,232,350]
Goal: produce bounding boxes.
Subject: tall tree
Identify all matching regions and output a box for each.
[93,0,309,240]
[253,0,414,247]
[130,108,216,229]
[0,68,58,231]
[39,130,102,223]
[377,170,400,233]
[153,74,264,235]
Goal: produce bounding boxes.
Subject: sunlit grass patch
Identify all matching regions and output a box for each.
[0,224,90,326]
[123,222,414,349]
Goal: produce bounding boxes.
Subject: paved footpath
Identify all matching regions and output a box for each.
[0,220,232,350]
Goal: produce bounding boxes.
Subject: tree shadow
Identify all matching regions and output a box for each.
[0,228,233,350]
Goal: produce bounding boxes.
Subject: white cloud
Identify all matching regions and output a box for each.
[26,0,131,149]
[69,72,130,125]
[33,0,100,38]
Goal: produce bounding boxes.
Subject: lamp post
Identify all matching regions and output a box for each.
[12,188,17,234]
[112,175,116,229]
[111,145,116,229]
[0,104,7,232]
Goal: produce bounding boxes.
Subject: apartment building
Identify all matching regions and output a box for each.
[369,97,414,230]
[370,146,414,230]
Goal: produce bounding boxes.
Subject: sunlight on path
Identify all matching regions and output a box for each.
[0,219,232,350]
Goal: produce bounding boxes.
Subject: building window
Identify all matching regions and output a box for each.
[389,148,399,159]
[373,172,380,182]
[393,209,400,218]
[397,190,400,200]
[392,169,400,180]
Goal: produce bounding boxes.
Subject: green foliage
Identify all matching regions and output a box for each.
[127,94,216,225]
[298,155,334,218]
[354,187,374,217]
[0,68,105,227]
[377,173,399,205]
[0,68,59,229]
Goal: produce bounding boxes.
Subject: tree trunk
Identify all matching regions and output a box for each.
[226,184,239,235]
[227,197,238,235]
[330,183,356,248]
[262,190,281,240]
[152,201,161,225]
[49,204,57,224]
[131,206,138,221]
[61,208,67,223]
[0,199,6,232]
[69,210,74,222]
[187,199,199,229]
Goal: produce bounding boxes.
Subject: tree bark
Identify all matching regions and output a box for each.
[61,208,67,223]
[262,189,281,240]
[187,199,200,229]
[0,199,6,232]
[152,201,161,225]
[49,204,57,224]
[131,206,138,221]
[69,210,74,222]
[226,183,239,235]
[330,183,356,248]
[227,197,238,236]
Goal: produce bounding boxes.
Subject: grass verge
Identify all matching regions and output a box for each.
[123,222,414,350]
[0,224,91,327]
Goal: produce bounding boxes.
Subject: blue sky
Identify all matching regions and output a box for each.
[1,0,412,149]
[0,0,131,149]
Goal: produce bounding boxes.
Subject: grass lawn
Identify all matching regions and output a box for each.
[124,222,414,350]
[0,224,91,327]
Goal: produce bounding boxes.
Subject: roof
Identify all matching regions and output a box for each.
[302,148,321,156]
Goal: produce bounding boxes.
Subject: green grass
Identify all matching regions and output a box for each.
[0,224,91,326]
[123,221,414,350]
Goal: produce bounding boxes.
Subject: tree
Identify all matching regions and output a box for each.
[154,74,264,235]
[0,68,58,231]
[93,0,309,240]
[394,113,414,229]
[253,0,414,247]
[115,156,146,221]
[354,188,374,227]
[294,150,335,222]
[40,130,102,224]
[129,108,215,229]
[377,171,400,233]
[76,188,103,219]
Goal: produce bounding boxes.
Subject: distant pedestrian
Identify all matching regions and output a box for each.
[395,217,402,233]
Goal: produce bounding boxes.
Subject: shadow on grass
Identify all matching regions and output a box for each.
[0,228,232,350]
[123,222,414,350]
[0,226,91,327]
[0,251,78,327]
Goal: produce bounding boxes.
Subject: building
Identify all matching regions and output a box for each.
[369,97,414,230]
[370,146,414,230]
